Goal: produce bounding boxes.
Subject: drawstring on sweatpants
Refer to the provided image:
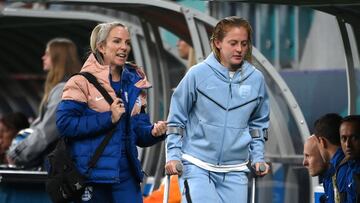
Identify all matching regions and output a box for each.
[207,171,226,183]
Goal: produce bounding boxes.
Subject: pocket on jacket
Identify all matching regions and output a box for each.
[221,127,252,163]
[185,121,223,162]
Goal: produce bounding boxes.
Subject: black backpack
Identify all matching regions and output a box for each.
[46,72,114,203]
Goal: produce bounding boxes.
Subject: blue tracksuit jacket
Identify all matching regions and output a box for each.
[166,52,269,166]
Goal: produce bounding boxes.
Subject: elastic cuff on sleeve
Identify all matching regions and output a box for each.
[166,148,182,162]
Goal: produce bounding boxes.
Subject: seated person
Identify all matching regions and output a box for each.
[340,115,360,202]
[313,113,348,202]
[303,135,329,203]
[0,112,29,165]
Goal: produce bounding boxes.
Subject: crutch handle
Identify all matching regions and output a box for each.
[163,163,183,203]
[259,163,266,172]
[175,162,183,173]
[251,162,269,203]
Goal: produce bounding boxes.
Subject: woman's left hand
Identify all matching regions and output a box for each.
[254,162,271,177]
[151,121,167,137]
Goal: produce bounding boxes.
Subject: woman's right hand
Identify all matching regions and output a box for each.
[111,98,125,124]
[165,160,182,175]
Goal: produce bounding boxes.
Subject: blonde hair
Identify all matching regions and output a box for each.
[90,22,127,64]
[42,38,81,105]
[210,16,253,63]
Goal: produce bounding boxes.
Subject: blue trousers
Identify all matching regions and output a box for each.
[79,155,142,203]
[79,176,142,203]
[179,162,248,203]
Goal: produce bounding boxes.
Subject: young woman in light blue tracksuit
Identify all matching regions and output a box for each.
[165,16,270,203]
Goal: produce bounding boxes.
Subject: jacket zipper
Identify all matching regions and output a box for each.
[217,78,232,165]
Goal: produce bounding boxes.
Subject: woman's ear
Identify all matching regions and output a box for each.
[214,39,222,49]
[97,43,105,55]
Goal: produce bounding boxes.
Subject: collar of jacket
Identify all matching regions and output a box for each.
[81,54,152,89]
[204,52,256,83]
[81,54,110,80]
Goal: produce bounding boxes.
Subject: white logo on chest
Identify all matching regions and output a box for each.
[206,84,217,90]
[95,96,104,101]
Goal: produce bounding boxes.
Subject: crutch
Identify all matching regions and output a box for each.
[163,163,183,203]
[250,163,266,203]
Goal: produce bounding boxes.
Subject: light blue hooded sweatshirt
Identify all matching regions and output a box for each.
[166,52,269,166]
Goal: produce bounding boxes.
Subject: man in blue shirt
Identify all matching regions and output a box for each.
[340,115,360,203]
[303,135,328,177]
[313,113,347,203]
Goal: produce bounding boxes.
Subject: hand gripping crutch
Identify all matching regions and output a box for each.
[163,163,183,203]
[251,163,266,203]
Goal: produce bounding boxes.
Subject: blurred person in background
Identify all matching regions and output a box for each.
[313,113,347,203]
[176,39,196,70]
[340,115,360,203]
[303,135,329,203]
[7,38,81,168]
[0,112,29,165]
[303,135,329,177]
